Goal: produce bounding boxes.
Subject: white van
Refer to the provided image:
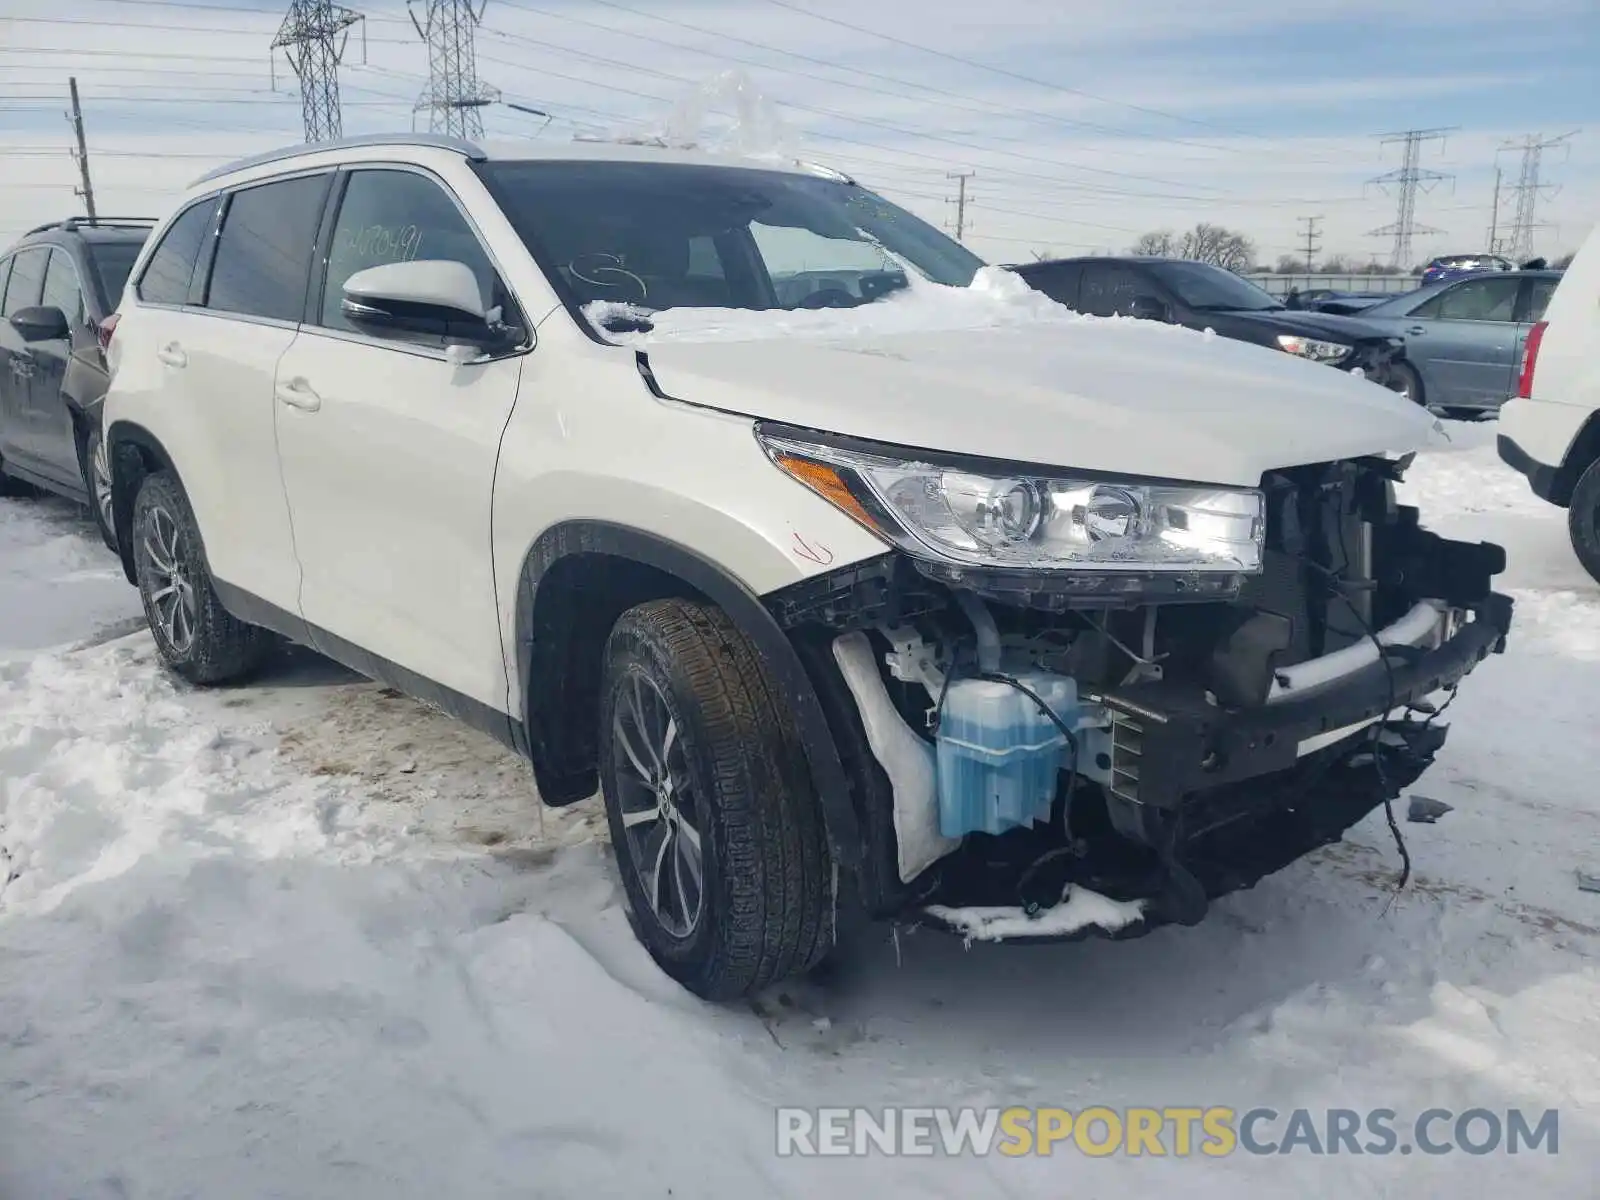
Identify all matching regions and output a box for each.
[103,134,1512,999]
[1498,223,1600,582]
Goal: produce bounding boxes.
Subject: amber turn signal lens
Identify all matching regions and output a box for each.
[773,453,879,531]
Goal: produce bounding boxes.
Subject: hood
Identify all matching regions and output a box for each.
[1207,306,1393,342]
[638,319,1443,487]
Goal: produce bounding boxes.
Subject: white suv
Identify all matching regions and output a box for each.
[104,134,1512,999]
[1498,222,1600,582]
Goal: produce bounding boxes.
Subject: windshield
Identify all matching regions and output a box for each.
[475,160,985,320]
[1149,260,1282,312]
[87,240,146,309]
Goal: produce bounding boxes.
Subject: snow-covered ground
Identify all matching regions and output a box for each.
[2,424,1597,1198]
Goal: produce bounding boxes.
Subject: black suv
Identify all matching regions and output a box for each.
[0,217,152,546]
[1013,256,1410,394]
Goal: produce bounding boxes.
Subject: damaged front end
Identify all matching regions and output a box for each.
[765,434,1512,942]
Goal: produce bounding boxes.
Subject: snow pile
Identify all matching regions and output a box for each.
[928,885,1147,943]
[3,429,1600,1198]
[585,264,1160,344]
[0,496,139,656]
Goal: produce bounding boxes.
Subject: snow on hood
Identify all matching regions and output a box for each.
[595,269,1447,487]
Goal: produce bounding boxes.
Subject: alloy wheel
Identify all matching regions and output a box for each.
[91,435,114,534]
[612,671,704,938]
[142,505,197,653]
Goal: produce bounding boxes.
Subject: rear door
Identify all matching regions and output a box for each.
[0,248,48,471]
[1018,261,1083,309]
[1406,274,1522,407]
[178,171,332,609]
[1079,262,1160,319]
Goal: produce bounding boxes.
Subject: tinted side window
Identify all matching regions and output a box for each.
[207,174,330,323]
[42,249,86,328]
[1524,277,1559,324]
[1079,265,1145,317]
[90,240,147,310]
[0,257,12,310]
[3,249,48,318]
[318,169,502,337]
[1020,263,1082,308]
[139,201,214,306]
[1434,276,1520,322]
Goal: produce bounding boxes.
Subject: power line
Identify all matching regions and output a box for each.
[272,0,363,141]
[491,0,1239,160]
[1498,131,1578,261]
[1366,127,1454,268]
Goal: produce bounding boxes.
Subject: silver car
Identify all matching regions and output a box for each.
[1358,270,1562,416]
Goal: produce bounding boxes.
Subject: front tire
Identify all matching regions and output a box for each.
[1568,458,1600,586]
[1388,362,1424,407]
[599,599,834,1001]
[132,471,272,684]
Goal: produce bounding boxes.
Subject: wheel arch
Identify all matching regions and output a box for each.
[1555,411,1600,505]
[106,419,177,585]
[514,520,862,868]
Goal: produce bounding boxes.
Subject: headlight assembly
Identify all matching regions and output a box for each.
[1276,334,1351,363]
[758,429,1264,579]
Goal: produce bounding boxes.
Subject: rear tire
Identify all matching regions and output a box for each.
[132,470,273,684]
[81,426,117,551]
[1567,458,1600,586]
[598,598,834,1001]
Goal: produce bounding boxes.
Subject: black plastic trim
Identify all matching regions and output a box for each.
[211,579,523,754]
[104,419,175,584]
[1497,433,1566,506]
[1096,591,1513,818]
[513,520,863,866]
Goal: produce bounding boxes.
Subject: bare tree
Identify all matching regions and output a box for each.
[1130,231,1176,257]
[1274,253,1304,274]
[1176,223,1256,272]
[1319,252,1355,274]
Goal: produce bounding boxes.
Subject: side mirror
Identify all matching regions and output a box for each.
[341,260,509,352]
[10,305,70,343]
[1127,294,1170,322]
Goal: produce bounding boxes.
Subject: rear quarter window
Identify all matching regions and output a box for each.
[138,200,216,306]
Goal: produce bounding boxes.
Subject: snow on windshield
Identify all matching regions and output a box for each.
[585,264,1115,344]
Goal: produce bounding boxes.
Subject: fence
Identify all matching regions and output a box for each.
[1247,273,1421,297]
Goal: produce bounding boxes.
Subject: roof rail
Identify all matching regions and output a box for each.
[21,216,157,238]
[190,132,487,187]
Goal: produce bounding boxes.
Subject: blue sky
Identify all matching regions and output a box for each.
[2,0,1596,265]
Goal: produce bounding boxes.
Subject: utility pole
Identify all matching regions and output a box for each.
[67,77,96,223]
[1487,166,1502,252]
[1366,127,1454,269]
[273,0,362,143]
[1297,214,1322,271]
[409,0,498,140]
[1498,131,1578,261]
[946,170,974,242]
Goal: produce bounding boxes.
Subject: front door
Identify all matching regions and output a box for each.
[0,248,48,473]
[273,166,526,714]
[22,248,91,485]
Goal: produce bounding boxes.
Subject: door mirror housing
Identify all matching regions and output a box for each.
[1127,294,1171,322]
[10,305,70,343]
[341,260,511,351]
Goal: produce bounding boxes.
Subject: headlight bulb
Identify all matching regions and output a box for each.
[1082,485,1140,541]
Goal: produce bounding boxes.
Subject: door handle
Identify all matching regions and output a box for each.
[275,378,322,412]
[1406,325,1427,336]
[157,342,187,368]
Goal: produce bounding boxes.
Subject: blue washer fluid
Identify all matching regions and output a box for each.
[935,672,1079,838]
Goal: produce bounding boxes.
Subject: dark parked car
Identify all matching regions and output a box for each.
[0,217,151,545]
[1013,257,1409,393]
[1353,269,1561,416]
[1421,253,1516,286]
